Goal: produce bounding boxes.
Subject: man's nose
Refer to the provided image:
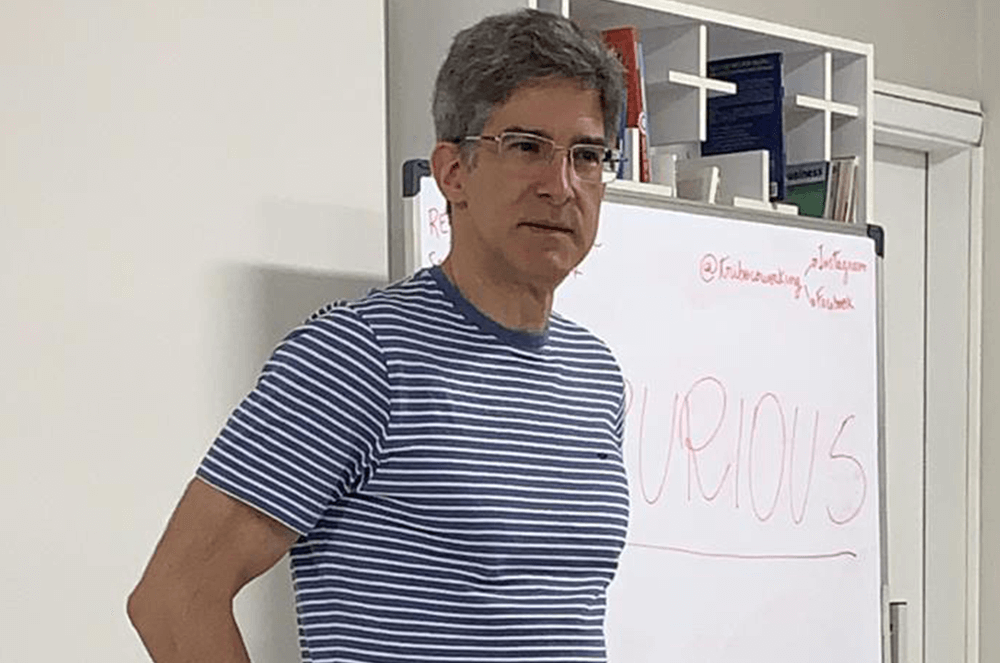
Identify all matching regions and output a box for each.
[536,148,575,203]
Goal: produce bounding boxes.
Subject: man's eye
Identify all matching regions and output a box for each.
[575,148,603,163]
[510,139,543,154]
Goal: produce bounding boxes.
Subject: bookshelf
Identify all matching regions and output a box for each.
[386,0,874,276]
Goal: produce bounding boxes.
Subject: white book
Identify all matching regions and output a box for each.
[676,164,721,203]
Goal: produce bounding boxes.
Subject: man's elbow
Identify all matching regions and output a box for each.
[127,577,234,635]
[127,582,156,632]
[127,580,195,659]
[127,580,180,636]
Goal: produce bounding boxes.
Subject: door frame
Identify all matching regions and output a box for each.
[873,80,984,663]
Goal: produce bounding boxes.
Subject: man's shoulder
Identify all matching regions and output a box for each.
[258,274,443,387]
[548,311,622,367]
[549,311,610,348]
[305,268,441,324]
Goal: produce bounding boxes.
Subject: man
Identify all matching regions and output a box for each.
[128,9,629,662]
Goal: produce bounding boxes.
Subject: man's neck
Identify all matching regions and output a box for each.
[440,258,553,333]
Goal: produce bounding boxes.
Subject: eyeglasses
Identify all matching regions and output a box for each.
[462,132,621,184]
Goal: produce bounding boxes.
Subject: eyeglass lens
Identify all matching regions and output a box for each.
[497,134,614,181]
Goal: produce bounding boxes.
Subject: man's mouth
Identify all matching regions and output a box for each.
[521,221,573,234]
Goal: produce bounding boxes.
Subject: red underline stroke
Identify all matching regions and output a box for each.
[627,541,858,560]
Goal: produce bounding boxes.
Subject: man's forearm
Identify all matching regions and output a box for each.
[128,593,252,663]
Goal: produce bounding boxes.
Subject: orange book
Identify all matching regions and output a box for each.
[601,26,651,182]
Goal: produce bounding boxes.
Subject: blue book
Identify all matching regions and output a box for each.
[702,52,786,201]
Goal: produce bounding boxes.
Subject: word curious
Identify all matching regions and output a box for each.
[627,376,868,527]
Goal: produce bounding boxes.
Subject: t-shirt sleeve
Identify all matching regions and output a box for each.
[196,307,390,536]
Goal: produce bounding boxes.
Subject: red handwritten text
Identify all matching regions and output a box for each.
[633,376,868,527]
[428,207,450,239]
[804,244,868,284]
[698,244,869,314]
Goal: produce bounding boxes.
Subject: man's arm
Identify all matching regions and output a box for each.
[127,478,301,662]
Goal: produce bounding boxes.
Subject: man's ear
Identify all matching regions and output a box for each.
[431,142,469,212]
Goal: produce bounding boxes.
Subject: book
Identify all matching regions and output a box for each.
[783,160,830,218]
[621,128,641,181]
[648,146,677,190]
[823,159,840,219]
[636,42,650,178]
[702,52,786,201]
[602,27,651,182]
[836,161,850,221]
[675,163,721,203]
[801,156,858,222]
[846,163,859,223]
[828,156,858,222]
[614,90,629,179]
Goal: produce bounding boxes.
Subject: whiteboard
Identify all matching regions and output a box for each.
[403,165,451,274]
[405,173,884,663]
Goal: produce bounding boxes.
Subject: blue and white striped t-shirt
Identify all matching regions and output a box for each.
[197,265,630,662]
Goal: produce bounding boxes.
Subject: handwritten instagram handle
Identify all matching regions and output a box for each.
[698,244,869,313]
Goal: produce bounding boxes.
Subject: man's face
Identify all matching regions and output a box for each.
[451,78,606,289]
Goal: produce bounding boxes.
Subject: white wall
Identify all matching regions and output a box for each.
[0,2,386,661]
[1,1,995,662]
[976,1,999,660]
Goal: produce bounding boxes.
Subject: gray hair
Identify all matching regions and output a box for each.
[432,9,625,150]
